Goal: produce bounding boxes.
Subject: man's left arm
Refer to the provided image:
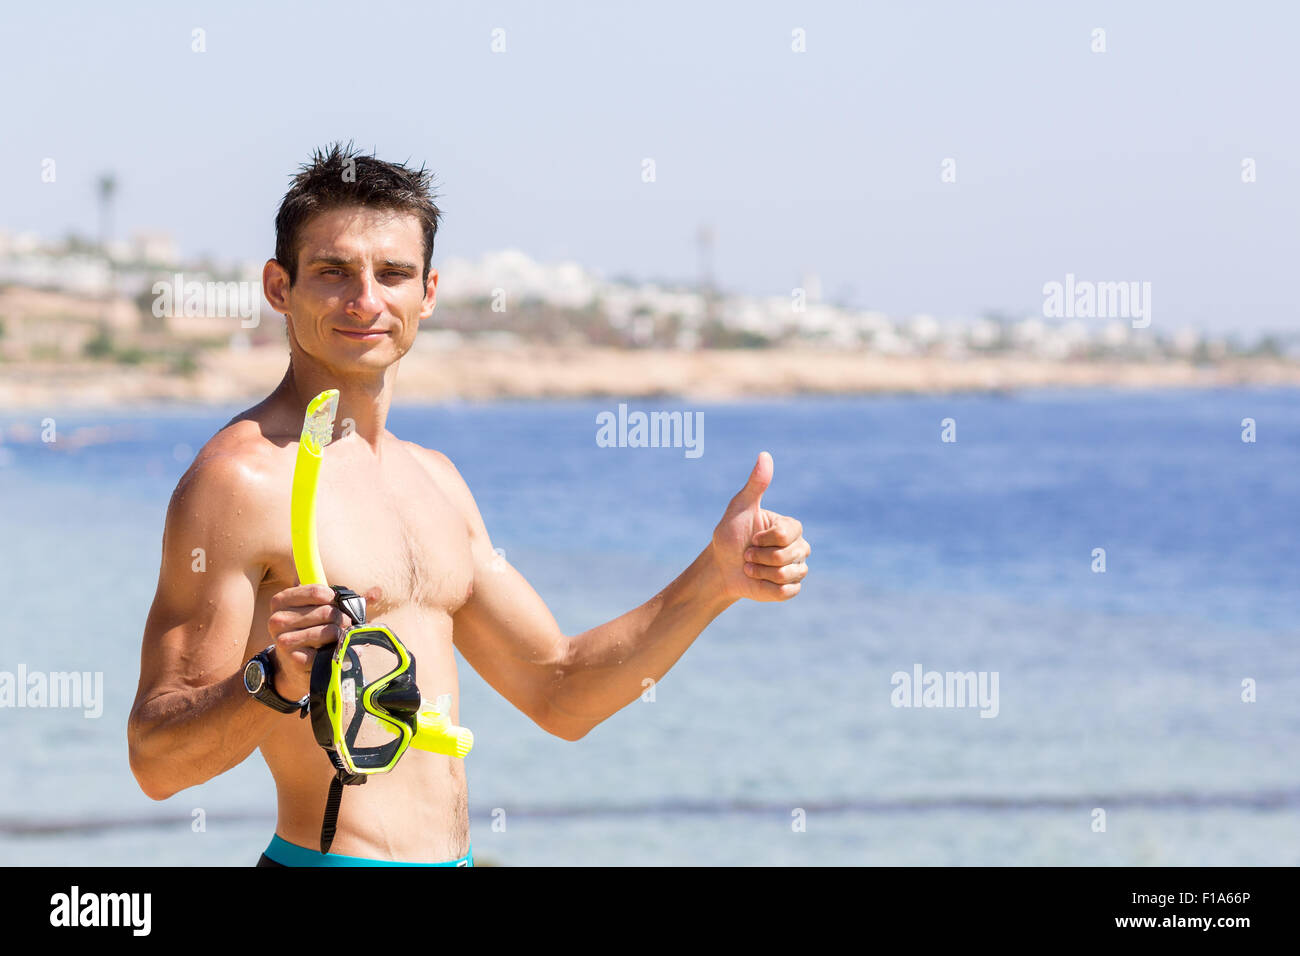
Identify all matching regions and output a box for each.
[418,447,809,741]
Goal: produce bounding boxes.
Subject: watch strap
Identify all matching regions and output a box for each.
[249,646,307,715]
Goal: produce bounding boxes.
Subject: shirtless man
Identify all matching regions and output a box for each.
[127,144,811,866]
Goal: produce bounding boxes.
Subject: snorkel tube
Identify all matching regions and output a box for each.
[290,389,337,588]
[291,387,473,759]
[290,389,473,851]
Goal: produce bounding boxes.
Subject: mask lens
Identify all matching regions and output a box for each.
[338,629,407,770]
[355,711,402,749]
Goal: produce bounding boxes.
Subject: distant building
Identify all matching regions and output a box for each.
[437,249,598,309]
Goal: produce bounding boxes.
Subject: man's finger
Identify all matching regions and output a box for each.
[745,560,808,585]
[729,451,773,511]
[276,622,346,653]
[270,584,336,611]
[746,579,802,601]
[744,540,811,567]
[269,604,347,634]
[751,515,802,548]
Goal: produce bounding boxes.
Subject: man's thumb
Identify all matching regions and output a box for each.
[733,451,773,509]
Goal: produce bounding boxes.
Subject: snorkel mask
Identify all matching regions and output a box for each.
[291,389,473,853]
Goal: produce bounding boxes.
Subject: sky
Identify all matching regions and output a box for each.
[2,0,1297,334]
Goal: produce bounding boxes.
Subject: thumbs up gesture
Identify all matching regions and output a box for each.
[710,452,810,602]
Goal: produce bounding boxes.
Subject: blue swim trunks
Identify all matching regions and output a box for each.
[257,834,473,867]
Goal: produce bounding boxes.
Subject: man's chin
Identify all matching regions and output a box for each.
[309,345,402,376]
[339,350,399,371]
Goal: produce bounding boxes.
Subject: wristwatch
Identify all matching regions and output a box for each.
[244,646,308,716]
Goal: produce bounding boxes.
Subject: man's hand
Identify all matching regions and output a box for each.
[267,584,353,699]
[710,451,810,602]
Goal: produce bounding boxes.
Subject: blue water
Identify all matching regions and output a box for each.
[1,388,1297,865]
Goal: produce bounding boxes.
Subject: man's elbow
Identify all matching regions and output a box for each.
[539,704,592,742]
[127,714,180,801]
[551,725,590,743]
[548,728,590,743]
[133,770,177,802]
[129,750,178,801]
[539,640,591,741]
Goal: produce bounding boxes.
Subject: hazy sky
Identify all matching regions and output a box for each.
[3,1,1297,333]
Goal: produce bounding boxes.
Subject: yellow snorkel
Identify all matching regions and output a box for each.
[290,388,473,852]
[290,388,337,587]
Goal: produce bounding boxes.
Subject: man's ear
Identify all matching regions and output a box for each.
[420,268,438,319]
[263,258,292,316]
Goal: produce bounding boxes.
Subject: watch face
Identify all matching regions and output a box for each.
[244,659,265,694]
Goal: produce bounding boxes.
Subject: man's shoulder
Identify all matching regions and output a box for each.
[169,416,291,515]
[394,438,484,524]
[398,438,457,477]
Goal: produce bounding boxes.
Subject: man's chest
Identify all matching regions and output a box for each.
[264,443,474,619]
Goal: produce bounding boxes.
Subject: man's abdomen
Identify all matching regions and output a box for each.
[262,609,471,864]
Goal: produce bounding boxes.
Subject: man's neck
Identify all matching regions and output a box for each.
[276,356,397,450]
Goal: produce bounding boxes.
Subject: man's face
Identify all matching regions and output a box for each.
[268,205,437,371]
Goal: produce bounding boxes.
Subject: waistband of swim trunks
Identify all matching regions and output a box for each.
[264,834,473,867]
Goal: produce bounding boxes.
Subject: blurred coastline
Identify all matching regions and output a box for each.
[3,342,1300,408]
[4,234,1298,408]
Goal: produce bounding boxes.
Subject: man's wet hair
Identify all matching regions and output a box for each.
[274,142,442,285]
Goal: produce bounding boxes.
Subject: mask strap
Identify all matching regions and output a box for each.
[319,762,366,855]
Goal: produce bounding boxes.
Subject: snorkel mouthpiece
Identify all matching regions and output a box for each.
[413,694,475,759]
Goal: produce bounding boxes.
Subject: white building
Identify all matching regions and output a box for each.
[437,249,599,309]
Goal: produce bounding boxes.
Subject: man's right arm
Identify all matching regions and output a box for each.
[127,450,341,800]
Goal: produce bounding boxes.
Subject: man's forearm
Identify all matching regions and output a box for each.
[128,672,282,800]
[546,544,736,739]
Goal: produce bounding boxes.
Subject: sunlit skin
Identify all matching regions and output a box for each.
[128,203,810,863]
[268,206,437,403]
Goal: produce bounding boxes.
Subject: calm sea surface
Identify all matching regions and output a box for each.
[1,388,1297,865]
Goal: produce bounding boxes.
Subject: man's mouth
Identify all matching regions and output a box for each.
[335,328,389,341]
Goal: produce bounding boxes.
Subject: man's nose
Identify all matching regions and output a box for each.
[347,270,383,316]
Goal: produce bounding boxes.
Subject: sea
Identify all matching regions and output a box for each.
[0,387,1297,866]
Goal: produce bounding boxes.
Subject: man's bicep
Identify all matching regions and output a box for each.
[453,552,569,733]
[134,459,268,709]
